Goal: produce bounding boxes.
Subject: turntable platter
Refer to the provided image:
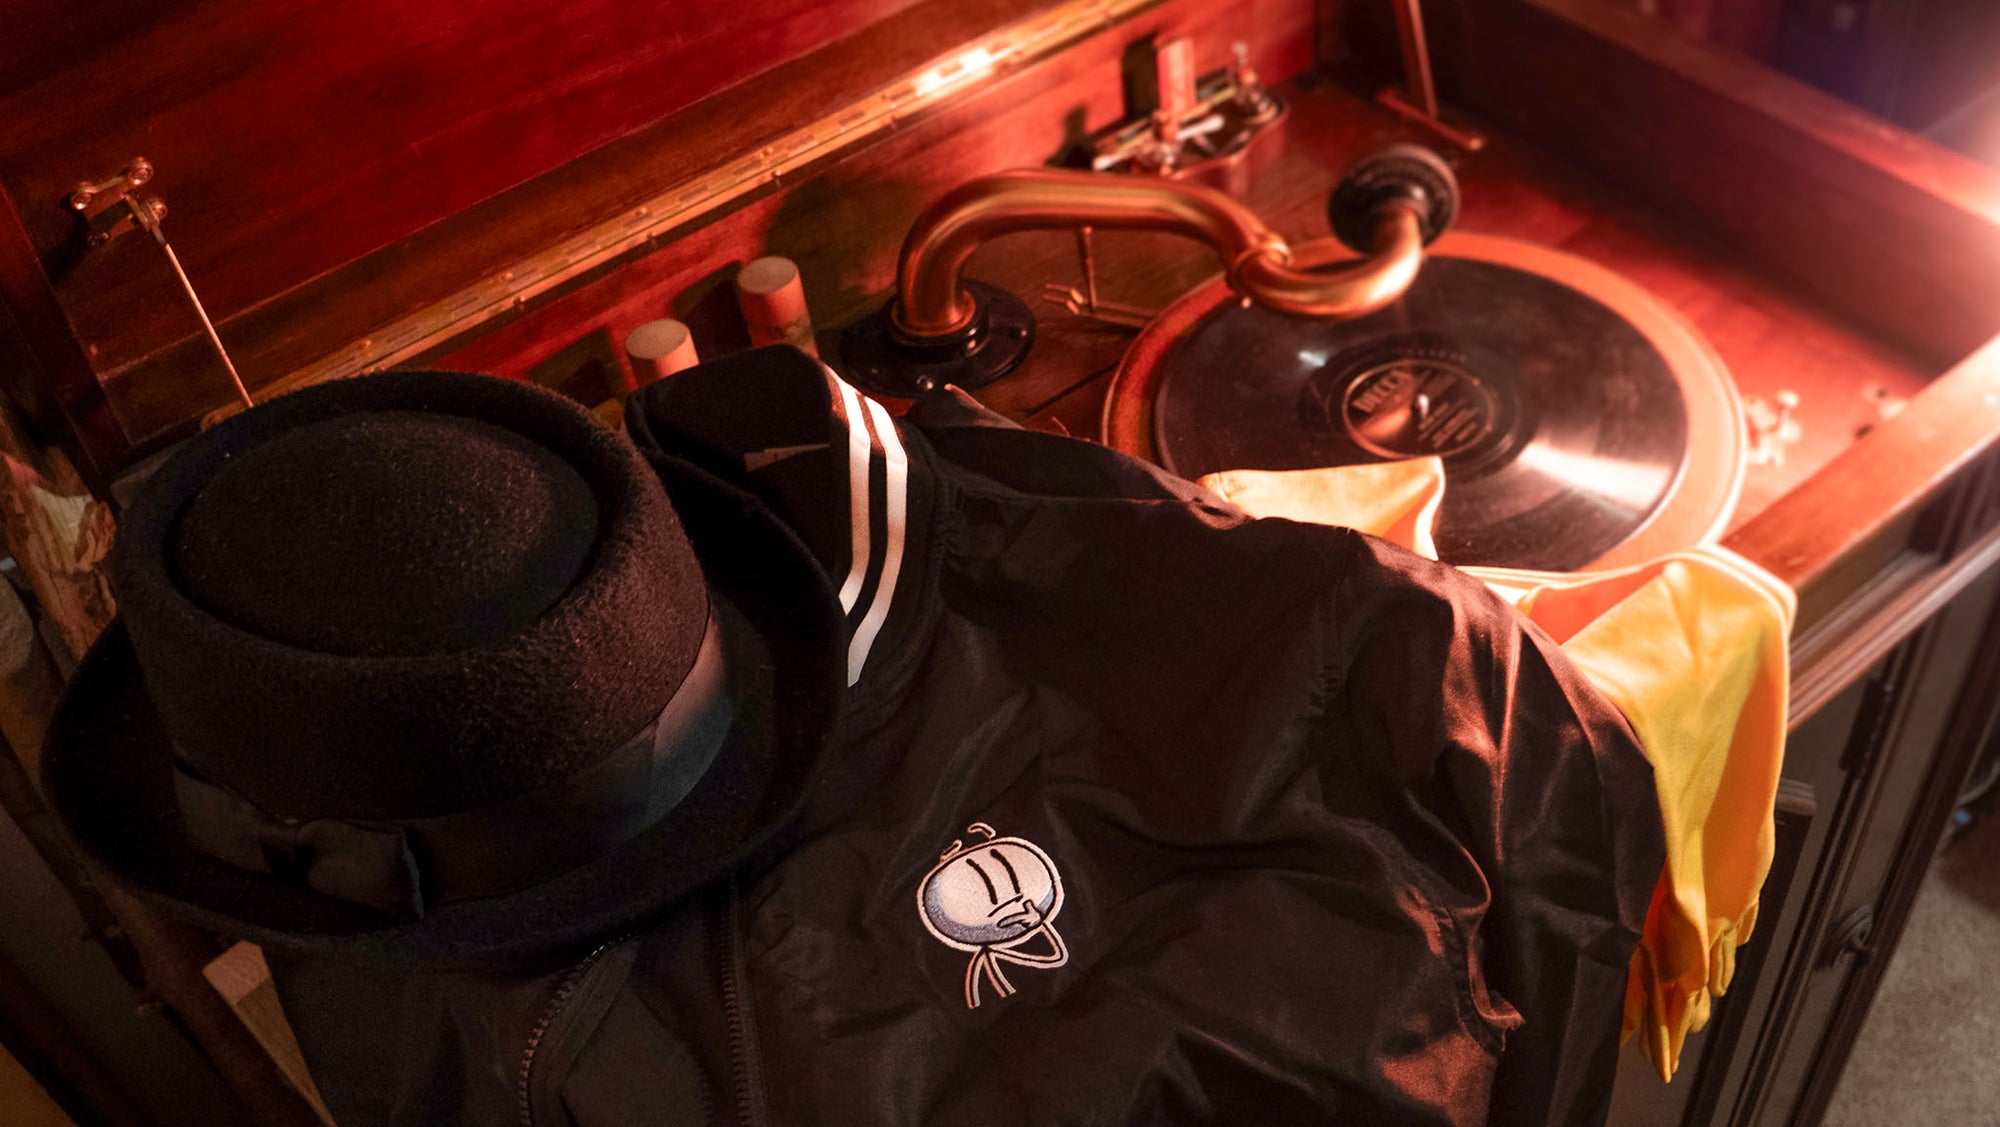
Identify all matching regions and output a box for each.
[1101,232,1745,572]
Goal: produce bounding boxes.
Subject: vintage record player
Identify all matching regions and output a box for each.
[837,143,1751,573]
[8,1,2000,1125]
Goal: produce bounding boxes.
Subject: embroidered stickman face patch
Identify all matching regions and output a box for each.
[918,822,1069,1008]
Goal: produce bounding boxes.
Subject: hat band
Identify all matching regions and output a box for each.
[170,608,731,921]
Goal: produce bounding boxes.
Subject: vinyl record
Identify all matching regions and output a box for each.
[1108,236,1744,573]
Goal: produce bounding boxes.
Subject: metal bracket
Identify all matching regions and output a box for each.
[68,158,169,249]
[1746,388,1804,467]
[1039,228,1159,329]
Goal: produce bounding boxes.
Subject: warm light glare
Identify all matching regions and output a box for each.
[1514,443,1672,510]
[913,46,999,97]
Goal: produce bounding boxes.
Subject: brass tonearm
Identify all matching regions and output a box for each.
[840,145,1459,398]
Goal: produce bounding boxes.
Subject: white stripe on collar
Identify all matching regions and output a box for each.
[830,376,874,617]
[846,394,909,687]
[822,367,911,687]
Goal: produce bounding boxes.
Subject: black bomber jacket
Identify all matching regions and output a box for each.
[271,348,1664,1126]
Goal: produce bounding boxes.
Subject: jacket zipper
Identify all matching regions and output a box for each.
[516,935,628,1127]
[712,880,768,1127]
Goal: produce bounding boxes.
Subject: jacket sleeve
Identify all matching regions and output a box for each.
[1331,535,1666,1127]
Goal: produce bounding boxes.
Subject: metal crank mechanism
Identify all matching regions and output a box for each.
[1086,40,1287,179]
[838,144,1460,399]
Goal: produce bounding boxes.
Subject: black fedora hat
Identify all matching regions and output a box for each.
[43,371,845,964]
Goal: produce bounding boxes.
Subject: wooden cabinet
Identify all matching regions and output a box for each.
[1740,551,2000,1121]
[5,0,2000,1122]
[1620,577,2000,1125]
[1610,449,2000,1124]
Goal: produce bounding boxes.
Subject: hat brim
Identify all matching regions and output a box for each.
[44,453,847,966]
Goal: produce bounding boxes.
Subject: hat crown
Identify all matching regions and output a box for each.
[112,373,710,823]
[171,411,600,656]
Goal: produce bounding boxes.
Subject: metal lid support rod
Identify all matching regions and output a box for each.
[67,159,254,411]
[1375,0,1486,152]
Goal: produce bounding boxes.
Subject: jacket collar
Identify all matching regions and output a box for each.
[625,348,944,708]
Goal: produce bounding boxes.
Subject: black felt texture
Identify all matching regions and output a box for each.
[45,373,847,963]
[111,371,707,821]
[172,411,599,656]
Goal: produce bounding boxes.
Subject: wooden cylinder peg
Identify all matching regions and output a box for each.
[623,319,700,384]
[736,256,818,357]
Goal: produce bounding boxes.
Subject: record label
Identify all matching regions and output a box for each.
[1330,351,1497,459]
